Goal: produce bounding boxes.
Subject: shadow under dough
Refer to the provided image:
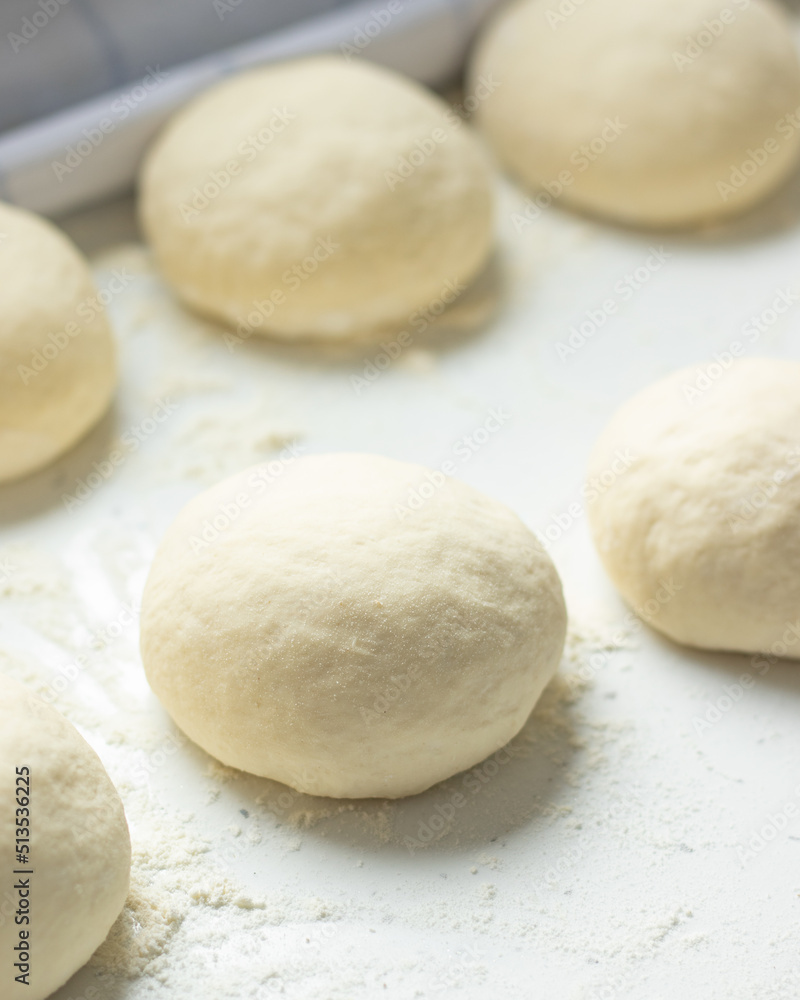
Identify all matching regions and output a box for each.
[0,403,122,526]
[188,248,508,372]
[200,673,583,858]
[542,154,800,250]
[648,626,800,694]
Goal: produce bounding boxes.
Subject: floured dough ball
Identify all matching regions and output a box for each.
[0,674,130,999]
[139,56,493,341]
[0,202,116,483]
[588,358,800,656]
[140,453,566,798]
[470,0,800,227]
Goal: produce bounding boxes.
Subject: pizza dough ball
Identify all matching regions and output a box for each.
[140,453,566,798]
[139,57,493,341]
[0,674,130,999]
[588,358,800,656]
[0,202,116,483]
[470,0,800,228]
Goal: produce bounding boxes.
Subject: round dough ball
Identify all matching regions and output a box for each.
[139,56,493,341]
[140,453,566,798]
[0,674,130,999]
[470,0,800,228]
[588,358,800,656]
[0,202,116,483]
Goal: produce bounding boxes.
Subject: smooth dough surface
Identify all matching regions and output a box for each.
[0,202,116,482]
[0,674,130,999]
[588,358,800,655]
[139,56,494,341]
[470,0,800,227]
[140,453,566,798]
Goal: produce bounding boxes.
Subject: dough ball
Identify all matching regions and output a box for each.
[140,453,566,798]
[588,358,800,656]
[139,56,494,341]
[470,0,800,228]
[0,202,116,483]
[0,674,130,999]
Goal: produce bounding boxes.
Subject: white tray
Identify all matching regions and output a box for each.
[3,172,800,1000]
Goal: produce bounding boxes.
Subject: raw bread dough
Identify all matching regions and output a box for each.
[0,674,130,999]
[139,56,494,341]
[140,453,566,798]
[470,0,800,228]
[588,358,800,655]
[0,203,117,483]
